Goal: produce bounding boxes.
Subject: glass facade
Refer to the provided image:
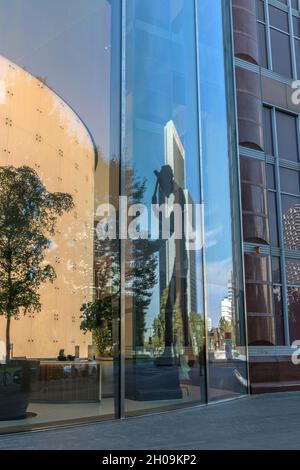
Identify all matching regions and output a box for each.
[0,0,247,433]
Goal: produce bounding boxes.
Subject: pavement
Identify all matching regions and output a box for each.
[0,392,299,450]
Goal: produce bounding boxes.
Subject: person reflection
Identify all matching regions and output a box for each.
[152,163,189,367]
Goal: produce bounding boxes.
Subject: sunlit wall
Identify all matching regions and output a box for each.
[0,55,95,359]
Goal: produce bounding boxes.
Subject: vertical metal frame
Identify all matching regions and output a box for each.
[288,0,298,80]
[194,0,209,405]
[119,0,127,419]
[264,0,273,71]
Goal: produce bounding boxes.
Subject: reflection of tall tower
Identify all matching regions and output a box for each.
[0,55,95,358]
[221,276,236,320]
[160,121,197,346]
[162,121,186,290]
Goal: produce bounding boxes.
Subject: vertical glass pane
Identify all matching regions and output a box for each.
[273,286,285,346]
[272,257,281,284]
[268,191,279,247]
[123,0,206,415]
[258,23,268,68]
[270,29,292,78]
[294,38,300,79]
[198,0,248,401]
[0,0,120,431]
[293,16,300,37]
[276,111,299,162]
[256,1,265,22]
[266,164,275,190]
[263,107,274,156]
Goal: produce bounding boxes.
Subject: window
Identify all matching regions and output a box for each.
[276,111,299,163]
[269,5,289,33]
[271,28,292,77]
[280,168,300,194]
[268,191,279,247]
[256,1,300,79]
[263,107,274,156]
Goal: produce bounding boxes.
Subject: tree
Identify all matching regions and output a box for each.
[152,288,168,351]
[189,311,205,354]
[92,156,157,351]
[0,166,74,362]
[80,297,115,357]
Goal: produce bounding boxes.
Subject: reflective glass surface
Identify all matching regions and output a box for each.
[123,0,206,414]
[0,0,248,430]
[197,0,248,401]
[0,0,121,431]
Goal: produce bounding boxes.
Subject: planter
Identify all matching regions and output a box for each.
[0,360,39,421]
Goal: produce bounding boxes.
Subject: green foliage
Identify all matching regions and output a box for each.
[80,297,115,357]
[152,289,189,356]
[189,311,205,353]
[152,287,168,351]
[0,165,74,360]
[93,156,157,350]
[219,317,232,335]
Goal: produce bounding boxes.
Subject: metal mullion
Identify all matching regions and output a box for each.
[119,0,127,420]
[265,0,273,70]
[271,107,290,345]
[288,0,298,79]
[194,0,209,405]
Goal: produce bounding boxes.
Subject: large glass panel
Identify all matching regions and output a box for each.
[0,0,120,432]
[197,0,248,401]
[123,0,206,415]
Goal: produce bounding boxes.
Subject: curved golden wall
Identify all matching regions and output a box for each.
[0,55,95,359]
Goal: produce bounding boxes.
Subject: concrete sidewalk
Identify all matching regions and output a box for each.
[0,392,299,450]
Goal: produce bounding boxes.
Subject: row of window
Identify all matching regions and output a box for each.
[242,101,300,346]
[257,0,300,78]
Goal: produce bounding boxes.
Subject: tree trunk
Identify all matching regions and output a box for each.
[6,316,11,363]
